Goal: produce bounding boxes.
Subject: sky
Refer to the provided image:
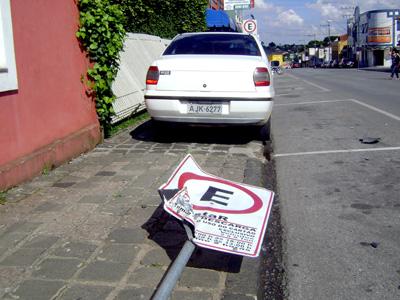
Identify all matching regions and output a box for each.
[245,0,399,45]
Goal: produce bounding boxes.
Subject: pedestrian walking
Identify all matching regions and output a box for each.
[390,49,400,79]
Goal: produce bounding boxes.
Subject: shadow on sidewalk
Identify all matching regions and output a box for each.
[130,120,262,145]
[142,204,243,273]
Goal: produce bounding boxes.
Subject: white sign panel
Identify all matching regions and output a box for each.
[243,19,257,34]
[159,155,274,257]
[225,0,251,11]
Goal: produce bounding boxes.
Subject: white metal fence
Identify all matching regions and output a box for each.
[111,33,169,123]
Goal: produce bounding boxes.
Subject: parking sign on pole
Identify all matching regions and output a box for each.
[243,19,257,35]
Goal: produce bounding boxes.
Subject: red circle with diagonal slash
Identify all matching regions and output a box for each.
[178,172,263,214]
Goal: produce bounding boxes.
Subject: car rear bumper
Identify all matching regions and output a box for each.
[145,96,273,125]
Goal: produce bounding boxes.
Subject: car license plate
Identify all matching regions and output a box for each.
[187,103,222,114]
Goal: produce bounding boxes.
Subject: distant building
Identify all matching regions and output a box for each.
[332,34,348,61]
[208,0,224,10]
[348,7,400,67]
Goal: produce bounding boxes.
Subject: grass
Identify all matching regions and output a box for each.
[0,192,6,205]
[108,111,149,137]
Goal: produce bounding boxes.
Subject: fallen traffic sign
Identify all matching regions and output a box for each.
[159,154,274,257]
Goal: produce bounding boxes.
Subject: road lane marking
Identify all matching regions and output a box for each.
[285,73,331,92]
[274,99,350,106]
[350,99,400,122]
[274,98,400,122]
[274,147,400,158]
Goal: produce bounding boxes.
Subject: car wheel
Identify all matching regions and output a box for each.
[260,118,271,141]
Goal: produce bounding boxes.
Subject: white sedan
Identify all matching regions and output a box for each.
[144,32,274,140]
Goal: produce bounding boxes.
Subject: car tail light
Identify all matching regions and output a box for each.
[146,66,159,85]
[253,67,270,86]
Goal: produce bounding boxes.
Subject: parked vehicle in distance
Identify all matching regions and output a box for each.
[339,58,355,68]
[291,62,300,68]
[144,32,275,140]
[321,61,330,68]
[271,60,283,75]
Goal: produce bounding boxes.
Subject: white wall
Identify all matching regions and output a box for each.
[111,33,170,123]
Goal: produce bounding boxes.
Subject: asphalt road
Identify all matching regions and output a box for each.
[272,68,400,299]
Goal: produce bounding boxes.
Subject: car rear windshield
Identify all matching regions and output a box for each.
[163,34,261,56]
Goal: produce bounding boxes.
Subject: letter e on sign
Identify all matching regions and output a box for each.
[243,19,257,34]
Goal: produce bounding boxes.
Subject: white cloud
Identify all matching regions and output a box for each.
[306,0,343,21]
[255,0,275,11]
[360,0,399,11]
[277,9,304,26]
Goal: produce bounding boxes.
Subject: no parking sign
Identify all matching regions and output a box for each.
[243,19,257,35]
[159,154,274,257]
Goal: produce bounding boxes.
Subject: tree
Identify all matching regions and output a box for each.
[113,0,208,39]
[268,42,276,49]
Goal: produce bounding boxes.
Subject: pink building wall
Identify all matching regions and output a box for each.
[0,0,101,189]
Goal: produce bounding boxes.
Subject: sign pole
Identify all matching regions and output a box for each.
[152,223,196,300]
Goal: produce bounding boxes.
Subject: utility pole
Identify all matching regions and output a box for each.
[321,20,332,61]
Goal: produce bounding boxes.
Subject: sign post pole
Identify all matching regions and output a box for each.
[152,223,195,300]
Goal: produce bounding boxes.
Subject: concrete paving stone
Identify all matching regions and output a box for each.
[172,291,213,300]
[213,145,231,151]
[9,279,65,300]
[22,235,59,249]
[0,232,29,249]
[91,148,110,153]
[168,149,189,154]
[149,148,168,154]
[4,221,41,234]
[0,266,26,295]
[116,186,145,199]
[222,293,255,300]
[121,207,158,227]
[77,261,129,282]
[98,203,132,217]
[178,267,220,288]
[34,202,64,213]
[97,243,140,263]
[2,192,31,203]
[121,163,149,174]
[137,193,162,206]
[34,222,76,238]
[52,182,76,188]
[107,227,147,244]
[95,171,117,176]
[51,240,97,259]
[220,168,244,183]
[79,194,110,204]
[33,258,82,280]
[58,284,113,300]
[73,216,119,241]
[116,144,133,149]
[132,173,160,189]
[210,151,227,156]
[140,248,171,267]
[128,149,148,154]
[71,181,103,190]
[224,258,259,294]
[127,266,165,286]
[114,287,154,300]
[109,175,135,183]
[0,248,45,266]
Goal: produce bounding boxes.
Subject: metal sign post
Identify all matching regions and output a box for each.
[151,154,274,299]
[152,223,195,300]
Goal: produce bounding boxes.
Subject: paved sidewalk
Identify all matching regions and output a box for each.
[0,121,269,300]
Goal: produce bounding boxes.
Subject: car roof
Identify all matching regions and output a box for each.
[177,32,254,37]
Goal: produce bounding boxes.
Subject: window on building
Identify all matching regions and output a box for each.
[0,0,18,92]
